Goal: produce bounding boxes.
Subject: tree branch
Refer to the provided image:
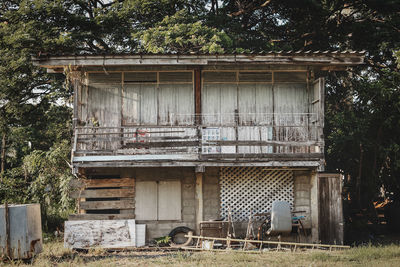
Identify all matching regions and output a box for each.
[229,0,272,17]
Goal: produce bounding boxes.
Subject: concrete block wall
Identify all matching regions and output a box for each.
[293,170,312,229]
[203,167,221,221]
[82,167,316,243]
[134,167,196,241]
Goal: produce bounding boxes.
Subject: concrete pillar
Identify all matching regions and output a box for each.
[195,171,204,235]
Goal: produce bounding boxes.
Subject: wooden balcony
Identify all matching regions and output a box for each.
[72,113,324,168]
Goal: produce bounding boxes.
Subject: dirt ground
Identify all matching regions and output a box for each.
[2,241,400,267]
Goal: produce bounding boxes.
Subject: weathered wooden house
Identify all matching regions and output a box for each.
[34,52,364,245]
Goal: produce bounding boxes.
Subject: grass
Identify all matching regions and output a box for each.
[2,241,400,266]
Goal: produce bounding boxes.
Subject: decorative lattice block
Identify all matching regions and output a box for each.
[220,167,294,221]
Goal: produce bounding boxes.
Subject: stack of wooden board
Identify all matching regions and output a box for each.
[69,176,135,220]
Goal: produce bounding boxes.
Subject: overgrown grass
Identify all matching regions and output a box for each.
[2,241,400,266]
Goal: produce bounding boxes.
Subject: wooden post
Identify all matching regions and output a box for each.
[310,170,319,243]
[195,171,204,235]
[194,68,202,125]
[68,70,81,129]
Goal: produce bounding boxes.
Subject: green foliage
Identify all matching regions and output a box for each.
[0,140,74,231]
[0,168,29,203]
[133,10,232,53]
[395,50,400,68]
[155,235,171,246]
[23,140,74,214]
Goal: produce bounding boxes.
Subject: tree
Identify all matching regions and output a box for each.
[133,10,233,53]
[0,0,399,238]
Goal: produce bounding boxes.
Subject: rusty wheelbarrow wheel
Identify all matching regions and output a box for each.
[169,226,194,247]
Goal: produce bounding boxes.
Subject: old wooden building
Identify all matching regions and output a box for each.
[34,52,364,245]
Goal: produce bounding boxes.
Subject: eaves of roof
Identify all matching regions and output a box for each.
[32,50,365,70]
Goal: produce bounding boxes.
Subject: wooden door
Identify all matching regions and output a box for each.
[318,173,344,244]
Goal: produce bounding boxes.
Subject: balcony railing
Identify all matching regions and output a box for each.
[72,113,323,161]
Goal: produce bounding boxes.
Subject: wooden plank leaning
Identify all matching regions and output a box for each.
[182,234,350,252]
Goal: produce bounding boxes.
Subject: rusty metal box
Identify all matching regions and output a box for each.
[200,221,229,238]
[0,204,43,259]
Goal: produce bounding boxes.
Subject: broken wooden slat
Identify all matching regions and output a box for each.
[68,214,135,220]
[70,178,134,188]
[70,188,134,198]
[80,199,134,210]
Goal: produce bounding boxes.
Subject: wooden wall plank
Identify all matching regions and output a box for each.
[87,84,121,127]
[70,188,134,198]
[255,84,273,123]
[140,84,158,124]
[273,83,308,119]
[158,84,194,125]
[238,83,256,121]
[202,83,220,125]
[122,84,140,125]
[202,83,237,125]
[176,84,194,124]
[220,84,237,124]
[318,174,343,244]
[123,83,158,125]
[80,199,134,210]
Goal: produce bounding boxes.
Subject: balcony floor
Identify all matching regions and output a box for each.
[72,152,323,169]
